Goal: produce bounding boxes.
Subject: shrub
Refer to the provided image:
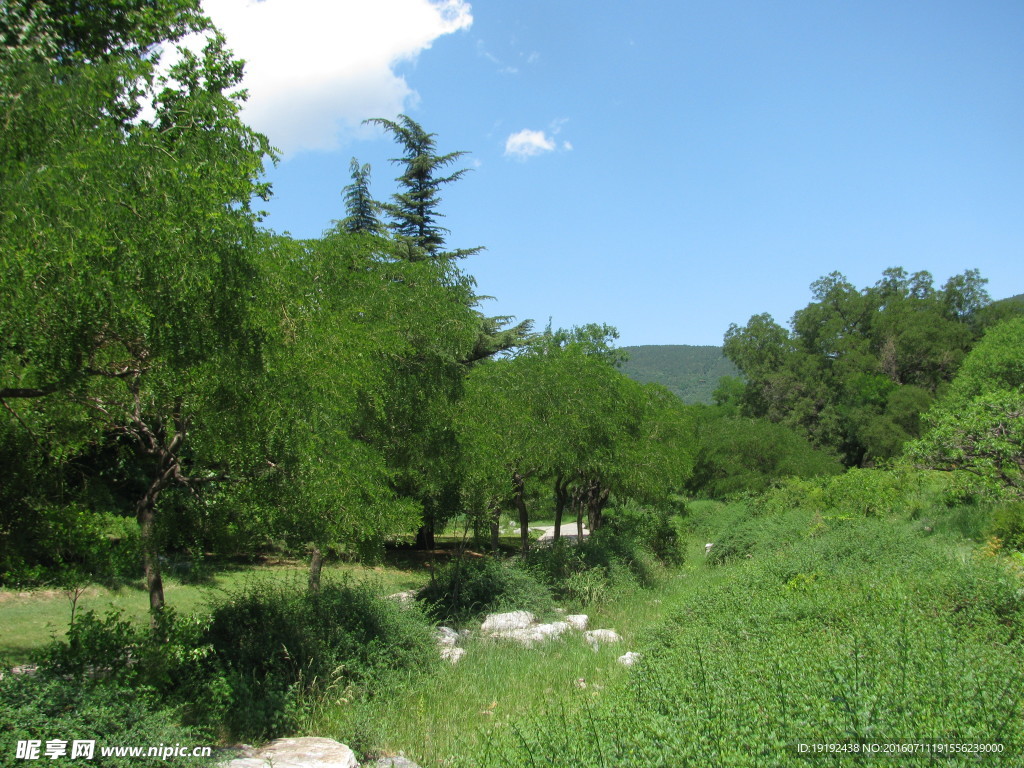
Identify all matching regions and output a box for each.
[38,607,231,733]
[603,501,688,565]
[417,556,556,624]
[988,501,1024,551]
[205,578,436,740]
[0,672,214,768]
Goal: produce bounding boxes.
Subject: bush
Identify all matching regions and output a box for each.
[417,556,556,624]
[988,501,1024,551]
[205,578,436,740]
[0,672,214,768]
[38,607,231,733]
[603,501,688,565]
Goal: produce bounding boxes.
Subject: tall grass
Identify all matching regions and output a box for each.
[446,512,1024,767]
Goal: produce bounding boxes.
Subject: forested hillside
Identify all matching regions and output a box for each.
[618,345,738,404]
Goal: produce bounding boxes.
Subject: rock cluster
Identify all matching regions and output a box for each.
[222,739,422,768]
[428,610,632,662]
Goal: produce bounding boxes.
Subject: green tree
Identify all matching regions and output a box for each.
[336,157,384,235]
[723,268,992,466]
[909,317,1024,495]
[365,114,482,261]
[0,6,272,608]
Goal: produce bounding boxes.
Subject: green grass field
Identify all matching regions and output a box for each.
[0,559,425,665]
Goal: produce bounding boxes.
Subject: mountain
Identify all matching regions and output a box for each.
[618,345,739,404]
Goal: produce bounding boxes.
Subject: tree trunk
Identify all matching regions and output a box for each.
[489,503,501,552]
[308,546,324,592]
[136,490,166,617]
[415,522,435,550]
[553,474,569,542]
[587,483,611,532]
[513,471,530,555]
[573,484,585,539]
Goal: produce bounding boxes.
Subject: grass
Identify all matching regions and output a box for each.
[0,559,426,665]
[304,537,715,765]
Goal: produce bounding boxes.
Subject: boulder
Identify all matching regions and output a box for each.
[618,651,641,667]
[481,610,534,633]
[565,614,588,631]
[434,626,460,646]
[385,590,418,605]
[491,621,570,647]
[584,629,622,651]
[223,737,357,768]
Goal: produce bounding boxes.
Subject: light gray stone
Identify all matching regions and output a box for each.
[585,629,622,650]
[618,651,641,667]
[223,737,357,768]
[386,590,418,605]
[565,614,589,631]
[481,610,534,633]
[435,626,460,646]
[491,620,571,647]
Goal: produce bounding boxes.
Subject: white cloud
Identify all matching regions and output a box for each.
[193,0,473,154]
[505,129,556,159]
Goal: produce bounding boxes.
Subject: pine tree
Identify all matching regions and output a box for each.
[338,157,383,235]
[365,114,482,260]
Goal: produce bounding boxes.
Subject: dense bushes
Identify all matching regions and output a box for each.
[204,579,437,739]
[418,557,556,624]
[0,673,213,768]
[23,579,438,742]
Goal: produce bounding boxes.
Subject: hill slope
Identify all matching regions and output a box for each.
[619,345,739,404]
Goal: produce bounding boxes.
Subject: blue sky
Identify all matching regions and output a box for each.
[202,0,1024,347]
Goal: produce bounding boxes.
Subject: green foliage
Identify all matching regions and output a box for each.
[0,672,213,768]
[753,468,930,520]
[418,557,556,624]
[205,579,437,739]
[462,515,1024,767]
[602,501,688,566]
[365,114,481,260]
[910,316,1024,497]
[687,412,843,498]
[988,502,1024,551]
[337,157,384,235]
[0,505,139,587]
[723,268,992,466]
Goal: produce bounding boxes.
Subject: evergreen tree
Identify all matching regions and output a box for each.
[365,114,482,260]
[338,157,383,235]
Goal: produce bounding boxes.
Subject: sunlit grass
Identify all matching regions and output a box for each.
[0,560,426,664]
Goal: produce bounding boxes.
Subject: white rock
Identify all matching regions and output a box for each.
[440,646,466,664]
[224,737,358,768]
[491,627,546,647]
[534,621,571,638]
[435,626,460,646]
[705,543,714,555]
[372,758,422,768]
[481,610,535,633]
[585,629,622,651]
[565,614,589,631]
[491,620,571,647]
[618,652,641,667]
[386,590,418,605]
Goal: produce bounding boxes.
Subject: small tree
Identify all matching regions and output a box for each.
[337,157,384,235]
